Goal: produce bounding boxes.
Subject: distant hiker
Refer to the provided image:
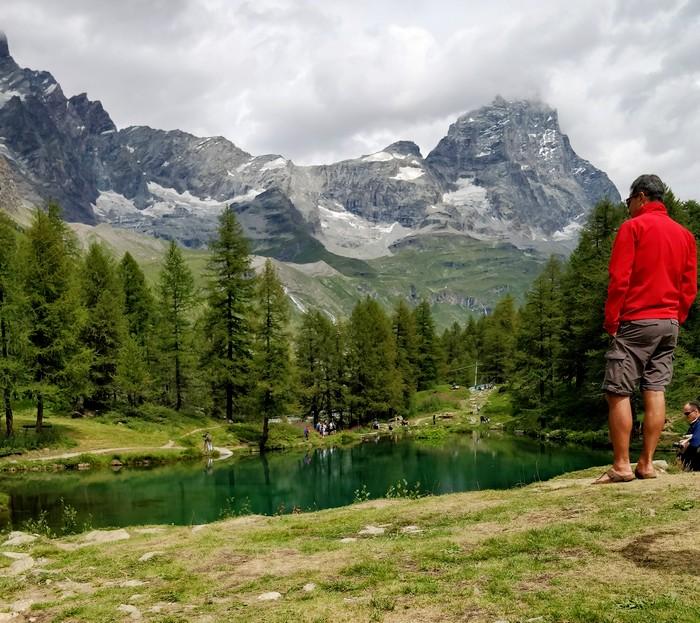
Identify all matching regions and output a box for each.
[304,426,309,440]
[596,174,697,484]
[203,432,213,454]
[677,401,700,471]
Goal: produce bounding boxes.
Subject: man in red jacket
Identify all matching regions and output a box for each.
[595,174,697,484]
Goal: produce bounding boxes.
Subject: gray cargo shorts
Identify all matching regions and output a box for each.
[602,319,679,395]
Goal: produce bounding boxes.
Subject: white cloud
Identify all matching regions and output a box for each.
[2,0,700,199]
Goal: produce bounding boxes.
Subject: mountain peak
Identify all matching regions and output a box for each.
[0,32,9,59]
[384,141,422,158]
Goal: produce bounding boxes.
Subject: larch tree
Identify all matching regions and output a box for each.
[201,206,254,422]
[80,242,126,410]
[252,259,291,451]
[22,203,83,430]
[0,213,23,436]
[157,240,195,410]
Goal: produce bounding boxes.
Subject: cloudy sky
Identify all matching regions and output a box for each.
[2,0,700,198]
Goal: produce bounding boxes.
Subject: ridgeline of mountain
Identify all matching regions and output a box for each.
[0,32,620,263]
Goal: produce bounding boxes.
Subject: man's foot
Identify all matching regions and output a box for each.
[634,465,657,479]
[592,468,635,485]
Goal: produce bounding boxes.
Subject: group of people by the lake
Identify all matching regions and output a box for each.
[304,420,337,439]
[596,174,699,483]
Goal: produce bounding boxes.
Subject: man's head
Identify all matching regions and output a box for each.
[626,174,666,215]
[683,401,700,423]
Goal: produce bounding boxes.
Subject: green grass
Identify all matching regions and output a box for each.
[2,470,698,622]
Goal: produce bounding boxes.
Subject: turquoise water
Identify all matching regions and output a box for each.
[0,432,610,530]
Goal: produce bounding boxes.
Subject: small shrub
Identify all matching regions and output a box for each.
[219,496,252,519]
[353,484,370,503]
[385,479,426,499]
[23,510,54,538]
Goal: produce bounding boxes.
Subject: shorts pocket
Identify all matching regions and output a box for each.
[604,348,627,388]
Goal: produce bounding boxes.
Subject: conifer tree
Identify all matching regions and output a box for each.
[513,256,564,404]
[347,297,401,423]
[157,240,195,410]
[481,294,518,383]
[0,213,22,436]
[22,203,83,429]
[295,309,327,426]
[252,259,292,451]
[80,242,126,409]
[413,299,439,390]
[116,334,149,407]
[119,252,154,348]
[392,299,419,411]
[201,206,254,421]
[559,199,626,391]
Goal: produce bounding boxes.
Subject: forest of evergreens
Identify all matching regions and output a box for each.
[1,189,698,451]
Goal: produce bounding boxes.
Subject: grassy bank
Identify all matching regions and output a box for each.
[0,469,698,622]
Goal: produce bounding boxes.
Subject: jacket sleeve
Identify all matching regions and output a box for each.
[678,233,698,324]
[604,224,635,335]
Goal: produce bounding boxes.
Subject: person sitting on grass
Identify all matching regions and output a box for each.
[678,401,700,471]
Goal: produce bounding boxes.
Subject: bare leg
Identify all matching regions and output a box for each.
[635,390,665,476]
[605,393,634,476]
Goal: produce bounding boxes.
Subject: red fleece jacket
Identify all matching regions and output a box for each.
[604,201,697,335]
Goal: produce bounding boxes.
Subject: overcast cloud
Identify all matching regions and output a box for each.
[2,0,700,198]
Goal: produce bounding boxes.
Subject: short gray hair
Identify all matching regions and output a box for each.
[630,174,666,202]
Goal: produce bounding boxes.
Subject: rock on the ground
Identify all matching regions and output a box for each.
[81,529,130,544]
[4,554,34,576]
[2,532,37,547]
[302,583,316,592]
[401,525,423,534]
[119,579,147,588]
[340,537,357,543]
[358,525,385,536]
[257,592,282,601]
[117,604,142,620]
[138,551,163,562]
[11,599,34,613]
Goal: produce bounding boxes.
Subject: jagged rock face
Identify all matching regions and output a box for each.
[306,141,443,228]
[426,97,620,238]
[0,41,105,223]
[0,33,621,257]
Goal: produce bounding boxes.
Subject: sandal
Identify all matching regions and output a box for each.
[634,467,657,479]
[592,468,635,485]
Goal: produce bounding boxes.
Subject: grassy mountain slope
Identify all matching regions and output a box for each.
[65,221,548,329]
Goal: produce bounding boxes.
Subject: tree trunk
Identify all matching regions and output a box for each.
[1,317,12,437]
[259,414,269,452]
[36,392,43,432]
[226,381,233,422]
[4,386,12,438]
[175,352,182,410]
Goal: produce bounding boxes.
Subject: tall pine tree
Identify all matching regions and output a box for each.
[0,213,23,436]
[252,259,292,451]
[201,206,254,421]
[80,243,126,410]
[22,203,83,429]
[157,240,195,410]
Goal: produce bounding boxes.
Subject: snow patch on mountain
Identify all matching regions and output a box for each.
[315,203,412,259]
[230,187,265,203]
[0,89,23,108]
[391,166,424,181]
[551,220,583,241]
[144,182,231,217]
[362,151,408,163]
[260,157,287,171]
[92,191,140,220]
[441,177,490,215]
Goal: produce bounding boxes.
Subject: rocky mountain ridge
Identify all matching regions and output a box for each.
[0,32,620,262]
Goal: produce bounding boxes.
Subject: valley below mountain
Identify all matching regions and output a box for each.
[0,32,621,322]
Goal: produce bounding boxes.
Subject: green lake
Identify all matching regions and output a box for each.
[0,432,610,531]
